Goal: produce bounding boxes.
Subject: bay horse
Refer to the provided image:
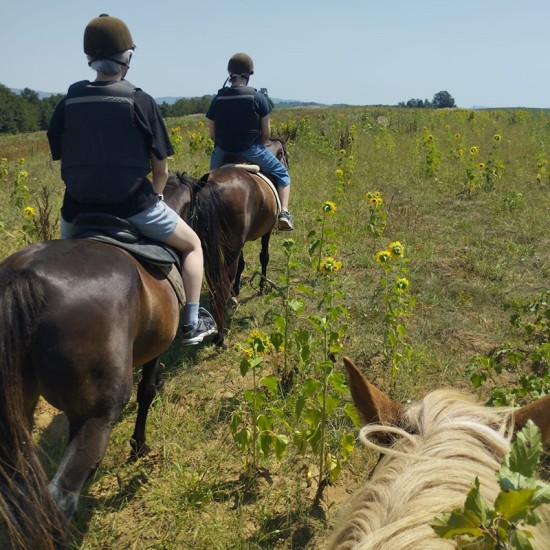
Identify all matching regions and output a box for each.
[187,138,289,346]
[327,357,550,550]
[0,178,191,550]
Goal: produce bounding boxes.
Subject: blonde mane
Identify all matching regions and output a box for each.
[327,389,550,550]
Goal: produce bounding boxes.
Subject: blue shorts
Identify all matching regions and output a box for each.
[61,199,180,241]
[210,144,291,187]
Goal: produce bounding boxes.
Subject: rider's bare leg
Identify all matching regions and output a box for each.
[277,184,290,212]
[163,218,204,305]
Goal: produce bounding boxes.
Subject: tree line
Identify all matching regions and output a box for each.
[398,90,456,109]
[0,83,215,135]
[0,84,64,135]
[157,95,213,118]
[0,84,457,135]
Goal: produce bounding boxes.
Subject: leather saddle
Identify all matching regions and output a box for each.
[71,213,180,267]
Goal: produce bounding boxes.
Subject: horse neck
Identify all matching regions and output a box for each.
[167,173,205,225]
[267,138,288,167]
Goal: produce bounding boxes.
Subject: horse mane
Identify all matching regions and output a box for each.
[327,389,550,549]
[168,172,205,195]
[165,172,206,225]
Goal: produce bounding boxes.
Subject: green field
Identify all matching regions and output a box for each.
[1,105,549,548]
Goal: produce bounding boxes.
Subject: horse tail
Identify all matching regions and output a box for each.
[193,182,234,324]
[0,269,65,550]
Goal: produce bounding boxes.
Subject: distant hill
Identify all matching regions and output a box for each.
[11,88,60,99]
[273,98,326,108]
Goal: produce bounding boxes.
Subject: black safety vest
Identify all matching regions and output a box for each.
[213,86,260,152]
[61,80,151,203]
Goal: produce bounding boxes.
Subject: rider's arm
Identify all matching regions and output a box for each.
[208,119,216,140]
[260,115,271,146]
[150,154,169,195]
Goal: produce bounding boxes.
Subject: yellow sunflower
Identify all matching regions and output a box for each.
[375,250,391,264]
[23,206,36,219]
[319,256,343,273]
[388,241,405,258]
[321,201,337,215]
[394,277,410,293]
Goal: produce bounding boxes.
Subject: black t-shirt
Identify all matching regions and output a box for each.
[47,81,174,221]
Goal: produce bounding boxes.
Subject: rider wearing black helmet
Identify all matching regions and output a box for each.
[206,53,294,231]
[47,14,217,345]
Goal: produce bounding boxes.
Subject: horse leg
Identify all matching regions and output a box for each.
[130,357,161,459]
[233,251,245,297]
[47,393,131,520]
[259,231,272,294]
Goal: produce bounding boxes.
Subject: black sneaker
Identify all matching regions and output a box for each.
[182,307,218,345]
[278,210,294,231]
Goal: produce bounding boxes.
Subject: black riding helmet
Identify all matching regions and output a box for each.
[84,14,135,61]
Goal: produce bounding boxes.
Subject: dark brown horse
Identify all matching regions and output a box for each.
[0,178,191,550]
[186,139,289,346]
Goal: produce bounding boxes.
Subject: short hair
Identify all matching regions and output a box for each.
[87,49,133,75]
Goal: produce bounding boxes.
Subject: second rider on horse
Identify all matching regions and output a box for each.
[206,53,294,231]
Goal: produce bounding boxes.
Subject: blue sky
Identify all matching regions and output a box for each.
[2,0,549,108]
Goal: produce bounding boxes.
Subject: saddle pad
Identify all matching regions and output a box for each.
[223,163,260,173]
[77,233,181,269]
[155,263,186,308]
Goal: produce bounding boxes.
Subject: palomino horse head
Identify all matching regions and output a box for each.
[327,357,550,549]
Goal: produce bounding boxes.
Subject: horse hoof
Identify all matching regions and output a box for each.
[213,333,226,348]
[129,441,151,461]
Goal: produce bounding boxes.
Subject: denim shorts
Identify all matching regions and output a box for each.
[61,199,179,241]
[210,144,291,187]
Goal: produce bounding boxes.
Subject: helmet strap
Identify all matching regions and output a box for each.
[110,58,131,68]
[87,59,129,69]
[226,74,250,86]
[88,51,132,69]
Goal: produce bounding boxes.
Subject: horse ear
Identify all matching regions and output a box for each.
[343,356,404,426]
[513,394,550,444]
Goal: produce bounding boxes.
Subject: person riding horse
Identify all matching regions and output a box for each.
[47,13,216,345]
[206,52,294,231]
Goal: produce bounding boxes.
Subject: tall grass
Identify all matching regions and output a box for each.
[0,106,549,548]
